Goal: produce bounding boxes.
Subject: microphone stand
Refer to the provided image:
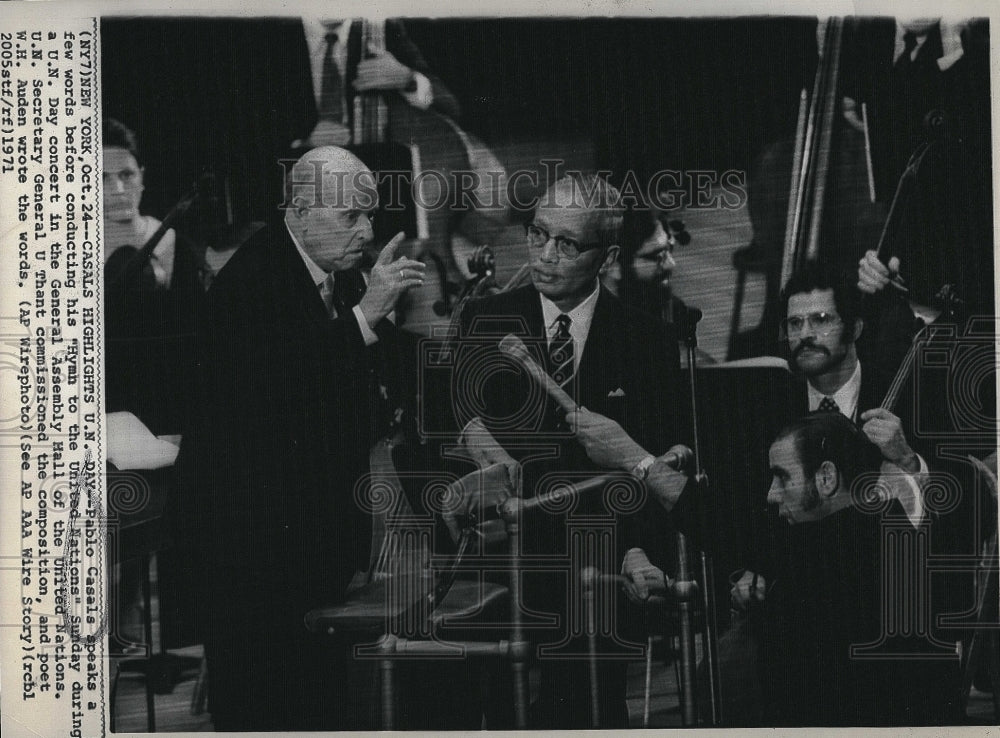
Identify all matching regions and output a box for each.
[682,307,722,725]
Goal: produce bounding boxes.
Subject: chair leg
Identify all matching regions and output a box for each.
[138,554,156,732]
[379,637,396,730]
[643,634,654,728]
[109,660,122,733]
[190,655,208,715]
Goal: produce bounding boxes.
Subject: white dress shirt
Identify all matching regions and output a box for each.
[807,360,862,420]
[285,221,378,346]
[301,17,434,116]
[538,281,601,375]
[808,361,926,525]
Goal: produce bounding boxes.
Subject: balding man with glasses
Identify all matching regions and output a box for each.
[452,173,687,728]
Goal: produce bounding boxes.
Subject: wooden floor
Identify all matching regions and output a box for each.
[111,638,694,732]
[111,624,995,732]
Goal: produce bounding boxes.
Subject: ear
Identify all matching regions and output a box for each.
[851,318,864,343]
[291,195,310,219]
[814,460,840,499]
[600,244,620,275]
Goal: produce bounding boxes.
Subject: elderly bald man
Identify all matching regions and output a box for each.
[170,147,424,730]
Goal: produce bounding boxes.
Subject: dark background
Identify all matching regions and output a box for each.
[100,16,818,221]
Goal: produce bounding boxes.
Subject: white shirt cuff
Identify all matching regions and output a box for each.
[401,70,433,110]
[353,304,379,346]
[893,454,928,528]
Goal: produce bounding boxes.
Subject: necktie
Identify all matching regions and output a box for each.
[818,396,840,414]
[319,270,364,319]
[896,31,918,70]
[318,272,338,318]
[319,26,344,122]
[549,314,575,389]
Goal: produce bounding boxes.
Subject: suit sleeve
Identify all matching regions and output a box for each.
[387,19,462,119]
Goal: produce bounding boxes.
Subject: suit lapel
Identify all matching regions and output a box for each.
[577,288,623,408]
[274,226,329,323]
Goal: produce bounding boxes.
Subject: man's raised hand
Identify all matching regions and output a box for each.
[358,232,425,327]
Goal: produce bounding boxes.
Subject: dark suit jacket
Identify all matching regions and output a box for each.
[749,366,885,578]
[761,501,961,726]
[455,284,685,565]
[170,224,376,634]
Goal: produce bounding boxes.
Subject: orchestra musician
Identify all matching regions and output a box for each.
[295,17,461,149]
[168,146,425,731]
[566,404,962,725]
[758,412,962,725]
[730,264,929,604]
[452,173,686,727]
[604,206,712,367]
[102,118,206,434]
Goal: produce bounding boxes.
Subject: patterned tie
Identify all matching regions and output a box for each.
[549,314,575,389]
[319,26,344,122]
[318,272,338,318]
[818,396,840,414]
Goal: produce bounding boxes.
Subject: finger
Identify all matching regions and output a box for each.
[377,232,407,264]
[392,258,427,272]
[859,408,887,422]
[887,256,901,275]
[632,573,649,600]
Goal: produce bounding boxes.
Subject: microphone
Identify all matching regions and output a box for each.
[519,445,693,514]
[660,444,694,473]
[498,334,578,413]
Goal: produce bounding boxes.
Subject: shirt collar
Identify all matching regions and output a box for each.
[539,281,601,337]
[285,220,329,287]
[808,360,862,420]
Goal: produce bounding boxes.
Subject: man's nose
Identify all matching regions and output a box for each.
[661,249,676,271]
[766,482,780,505]
[359,213,375,240]
[539,237,560,263]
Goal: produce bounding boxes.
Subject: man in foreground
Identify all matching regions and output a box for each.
[170,146,424,730]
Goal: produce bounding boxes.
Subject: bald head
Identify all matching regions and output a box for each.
[284,146,378,273]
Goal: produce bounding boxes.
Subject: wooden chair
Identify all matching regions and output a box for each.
[306,456,526,728]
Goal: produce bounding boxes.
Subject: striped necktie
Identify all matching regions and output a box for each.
[549,314,574,389]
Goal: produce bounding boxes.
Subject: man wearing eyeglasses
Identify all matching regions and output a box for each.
[731,263,928,605]
[454,173,685,728]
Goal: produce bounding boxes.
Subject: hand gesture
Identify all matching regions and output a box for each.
[859,408,919,472]
[565,408,648,472]
[358,232,425,327]
[857,249,902,295]
[622,548,666,603]
[354,52,415,92]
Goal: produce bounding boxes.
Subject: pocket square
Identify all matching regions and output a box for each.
[607,387,625,398]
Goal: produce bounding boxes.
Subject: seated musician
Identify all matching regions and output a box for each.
[567,408,962,724]
[730,263,931,605]
[759,412,962,725]
[102,117,205,432]
[296,17,460,148]
[453,173,686,727]
[103,118,179,289]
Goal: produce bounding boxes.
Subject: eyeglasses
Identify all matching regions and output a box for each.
[635,244,675,265]
[525,223,603,260]
[782,311,843,337]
